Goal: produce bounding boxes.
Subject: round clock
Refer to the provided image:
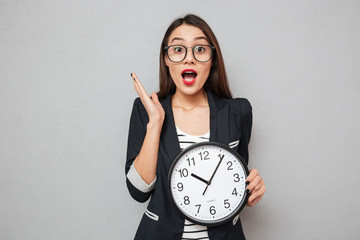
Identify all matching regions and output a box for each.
[168,141,249,226]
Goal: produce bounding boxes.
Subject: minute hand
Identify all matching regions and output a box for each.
[202,154,224,195]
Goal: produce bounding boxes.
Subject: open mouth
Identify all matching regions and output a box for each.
[181,69,197,85]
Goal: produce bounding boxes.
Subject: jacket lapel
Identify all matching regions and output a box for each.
[207,90,229,145]
[161,95,181,164]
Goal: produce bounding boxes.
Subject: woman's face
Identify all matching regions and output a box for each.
[165,24,212,97]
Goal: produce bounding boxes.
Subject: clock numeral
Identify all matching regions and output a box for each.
[224,199,230,209]
[209,206,216,215]
[227,161,233,170]
[195,204,201,214]
[184,196,190,205]
[186,157,195,166]
[233,173,240,182]
[178,168,188,178]
[198,151,210,160]
[177,182,183,191]
[232,188,238,196]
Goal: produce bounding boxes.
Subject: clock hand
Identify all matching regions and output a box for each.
[191,173,209,185]
[202,154,224,195]
[208,154,224,185]
[202,185,209,195]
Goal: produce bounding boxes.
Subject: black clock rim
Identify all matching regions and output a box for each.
[167,141,250,227]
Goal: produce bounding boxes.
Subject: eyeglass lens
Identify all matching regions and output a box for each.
[167,45,213,62]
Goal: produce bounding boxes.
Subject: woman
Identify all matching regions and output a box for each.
[125,14,265,240]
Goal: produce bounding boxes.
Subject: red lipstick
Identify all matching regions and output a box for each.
[181,69,197,85]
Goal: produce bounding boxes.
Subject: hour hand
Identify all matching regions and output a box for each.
[191,173,209,185]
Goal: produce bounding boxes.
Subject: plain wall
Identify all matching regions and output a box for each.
[1,0,360,239]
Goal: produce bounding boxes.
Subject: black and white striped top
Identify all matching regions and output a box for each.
[176,126,210,240]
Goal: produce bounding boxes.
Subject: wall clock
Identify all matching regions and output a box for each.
[168,141,249,226]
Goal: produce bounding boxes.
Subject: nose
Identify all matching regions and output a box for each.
[183,47,195,64]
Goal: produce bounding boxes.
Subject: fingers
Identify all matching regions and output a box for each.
[246,168,258,183]
[132,73,143,99]
[131,72,161,108]
[131,72,150,101]
[151,92,164,113]
[131,72,165,125]
[247,183,265,207]
[246,169,266,207]
[246,168,259,192]
[151,92,160,104]
[131,72,156,111]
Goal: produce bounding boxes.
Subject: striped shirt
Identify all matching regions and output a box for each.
[176,126,210,240]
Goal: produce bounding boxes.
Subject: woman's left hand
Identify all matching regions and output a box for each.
[246,169,266,207]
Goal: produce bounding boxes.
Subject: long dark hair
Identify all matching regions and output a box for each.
[158,14,232,99]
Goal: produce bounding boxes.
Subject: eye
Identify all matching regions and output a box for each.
[173,46,184,53]
[195,46,206,54]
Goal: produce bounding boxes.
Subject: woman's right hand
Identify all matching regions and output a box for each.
[131,72,165,128]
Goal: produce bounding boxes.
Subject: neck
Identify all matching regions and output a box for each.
[172,89,208,110]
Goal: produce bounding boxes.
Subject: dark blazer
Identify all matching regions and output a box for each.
[125,90,252,240]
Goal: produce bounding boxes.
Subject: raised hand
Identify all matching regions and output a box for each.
[131,72,165,184]
[131,72,165,128]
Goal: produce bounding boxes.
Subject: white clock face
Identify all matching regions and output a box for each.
[168,142,248,226]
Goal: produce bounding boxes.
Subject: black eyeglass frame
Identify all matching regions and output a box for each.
[164,45,215,63]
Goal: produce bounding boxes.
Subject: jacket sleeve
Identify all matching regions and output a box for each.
[237,98,253,165]
[125,98,154,203]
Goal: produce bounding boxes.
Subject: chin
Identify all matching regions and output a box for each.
[179,85,205,96]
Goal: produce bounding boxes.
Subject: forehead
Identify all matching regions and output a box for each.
[168,24,209,44]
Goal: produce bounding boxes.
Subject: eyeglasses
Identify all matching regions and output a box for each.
[164,45,215,63]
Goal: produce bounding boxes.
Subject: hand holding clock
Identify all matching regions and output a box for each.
[246,169,266,207]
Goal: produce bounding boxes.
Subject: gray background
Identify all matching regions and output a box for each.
[1,0,360,239]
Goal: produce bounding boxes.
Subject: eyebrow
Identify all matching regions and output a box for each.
[170,36,209,44]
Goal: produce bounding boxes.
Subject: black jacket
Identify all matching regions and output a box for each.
[125,90,252,240]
